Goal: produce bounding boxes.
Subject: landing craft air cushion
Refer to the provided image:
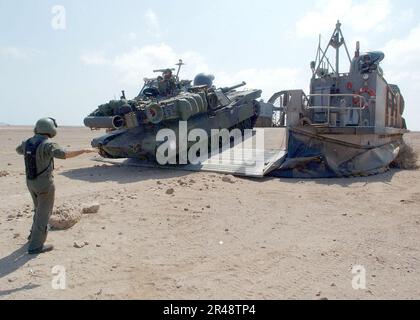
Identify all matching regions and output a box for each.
[269,21,407,178]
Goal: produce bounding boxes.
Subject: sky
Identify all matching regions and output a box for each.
[1,0,420,130]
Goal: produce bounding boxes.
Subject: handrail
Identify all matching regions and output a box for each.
[271,92,370,127]
[305,94,367,110]
[304,93,368,126]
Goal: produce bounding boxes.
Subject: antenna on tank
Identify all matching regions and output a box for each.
[175,59,185,78]
[355,41,360,58]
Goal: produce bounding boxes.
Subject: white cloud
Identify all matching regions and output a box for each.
[382,24,420,130]
[0,46,40,60]
[296,0,392,38]
[113,44,209,84]
[80,44,209,87]
[80,43,305,101]
[126,32,138,41]
[383,24,420,72]
[144,9,161,38]
[216,68,307,101]
[80,51,110,66]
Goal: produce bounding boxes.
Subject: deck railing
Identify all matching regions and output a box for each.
[304,93,368,126]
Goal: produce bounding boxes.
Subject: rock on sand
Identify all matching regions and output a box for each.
[221,175,236,184]
[49,204,82,230]
[82,202,100,214]
[166,188,175,195]
[0,170,10,177]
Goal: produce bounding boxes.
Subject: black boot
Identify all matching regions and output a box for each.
[28,244,54,255]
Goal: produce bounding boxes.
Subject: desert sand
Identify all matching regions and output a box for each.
[0,126,419,300]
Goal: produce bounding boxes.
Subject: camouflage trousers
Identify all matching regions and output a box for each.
[26,180,55,251]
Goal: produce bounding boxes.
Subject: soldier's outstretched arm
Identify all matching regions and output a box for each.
[64,148,97,159]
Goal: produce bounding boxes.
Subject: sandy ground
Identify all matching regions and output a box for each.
[0,126,419,300]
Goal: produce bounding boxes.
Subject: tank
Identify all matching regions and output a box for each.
[84,61,262,161]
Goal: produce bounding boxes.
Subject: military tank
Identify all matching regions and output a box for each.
[84,61,262,162]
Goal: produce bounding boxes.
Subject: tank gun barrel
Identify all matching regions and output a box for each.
[153,68,175,73]
[84,116,125,129]
[221,81,246,93]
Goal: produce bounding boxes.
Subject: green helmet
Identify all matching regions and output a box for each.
[34,118,58,138]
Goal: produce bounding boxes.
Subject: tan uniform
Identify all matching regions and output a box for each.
[16,135,66,251]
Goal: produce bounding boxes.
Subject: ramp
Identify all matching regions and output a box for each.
[94,128,287,178]
[189,148,286,177]
[94,149,286,178]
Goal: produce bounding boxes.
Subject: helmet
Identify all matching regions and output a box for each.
[193,73,215,88]
[34,118,58,138]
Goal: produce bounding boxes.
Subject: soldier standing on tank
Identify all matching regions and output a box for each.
[16,118,96,255]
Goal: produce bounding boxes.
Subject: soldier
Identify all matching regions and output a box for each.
[16,118,96,254]
[158,69,176,96]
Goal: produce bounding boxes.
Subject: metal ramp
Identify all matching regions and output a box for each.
[94,149,286,178]
[94,129,287,178]
[186,148,286,177]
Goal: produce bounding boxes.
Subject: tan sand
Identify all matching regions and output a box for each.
[0,126,419,300]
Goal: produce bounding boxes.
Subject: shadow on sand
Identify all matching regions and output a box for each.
[0,244,33,280]
[0,284,41,297]
[61,157,404,187]
[60,161,193,184]
[248,168,401,187]
[0,244,41,297]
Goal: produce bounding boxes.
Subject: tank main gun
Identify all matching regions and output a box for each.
[221,81,246,93]
[153,68,176,73]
